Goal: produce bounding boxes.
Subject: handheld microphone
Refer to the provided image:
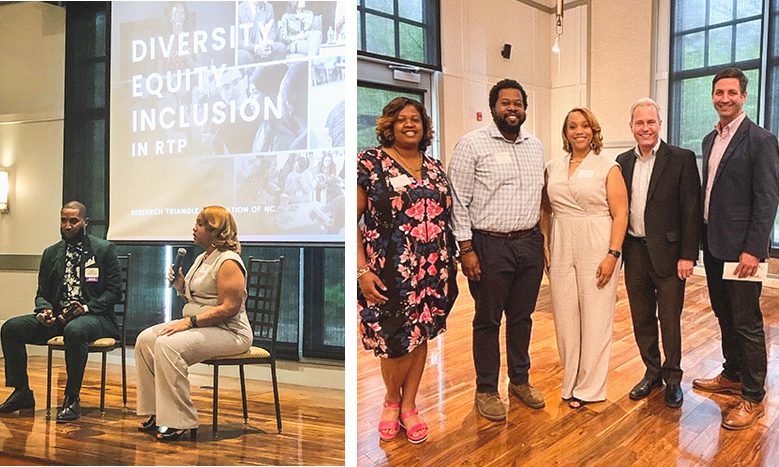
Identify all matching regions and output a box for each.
[170,248,187,284]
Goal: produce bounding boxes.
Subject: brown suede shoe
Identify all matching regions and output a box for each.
[722,399,765,430]
[475,392,507,421]
[692,374,742,395]
[509,382,546,409]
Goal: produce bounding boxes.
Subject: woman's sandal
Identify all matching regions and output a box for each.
[568,398,589,409]
[156,426,197,441]
[138,415,157,433]
[378,401,401,441]
[399,408,428,444]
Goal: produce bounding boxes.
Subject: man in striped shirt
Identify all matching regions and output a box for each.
[449,79,546,421]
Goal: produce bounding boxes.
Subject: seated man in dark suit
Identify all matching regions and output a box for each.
[693,67,779,430]
[0,201,122,422]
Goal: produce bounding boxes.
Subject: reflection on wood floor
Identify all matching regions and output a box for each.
[0,357,344,466]
[357,274,779,466]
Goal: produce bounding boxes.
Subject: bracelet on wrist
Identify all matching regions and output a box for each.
[189,314,198,328]
[357,264,372,279]
[459,246,474,255]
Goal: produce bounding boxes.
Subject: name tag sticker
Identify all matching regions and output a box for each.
[494,152,512,163]
[390,174,413,189]
[578,169,595,178]
[85,267,99,282]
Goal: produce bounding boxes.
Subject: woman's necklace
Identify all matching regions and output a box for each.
[389,146,423,177]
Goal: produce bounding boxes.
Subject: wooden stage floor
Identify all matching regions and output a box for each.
[357,273,779,466]
[0,356,344,466]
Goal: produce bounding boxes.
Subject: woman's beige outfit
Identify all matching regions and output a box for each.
[135,249,252,429]
[546,153,621,402]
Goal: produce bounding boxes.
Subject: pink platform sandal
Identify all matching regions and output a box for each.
[378,401,401,441]
[399,408,428,444]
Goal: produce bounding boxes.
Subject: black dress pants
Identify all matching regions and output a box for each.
[623,235,686,385]
[469,230,544,394]
[702,237,766,403]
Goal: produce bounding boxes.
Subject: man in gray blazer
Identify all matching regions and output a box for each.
[617,98,701,409]
[692,67,779,430]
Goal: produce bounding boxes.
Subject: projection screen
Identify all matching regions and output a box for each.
[109,0,346,242]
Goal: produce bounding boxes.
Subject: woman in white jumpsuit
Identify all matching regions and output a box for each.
[135,206,253,440]
[542,108,629,408]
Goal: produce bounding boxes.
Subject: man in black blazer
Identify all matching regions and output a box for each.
[0,201,122,422]
[692,67,779,430]
[617,98,701,409]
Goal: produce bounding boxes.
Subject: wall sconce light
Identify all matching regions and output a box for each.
[553,0,564,54]
[0,170,9,213]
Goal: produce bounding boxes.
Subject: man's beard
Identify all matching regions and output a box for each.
[61,226,86,244]
[492,111,526,135]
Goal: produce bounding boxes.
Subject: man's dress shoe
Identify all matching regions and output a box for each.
[629,377,663,400]
[665,383,683,408]
[56,395,81,422]
[0,389,35,413]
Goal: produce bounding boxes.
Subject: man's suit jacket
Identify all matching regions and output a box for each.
[703,117,779,261]
[617,141,702,278]
[238,1,278,51]
[34,234,122,332]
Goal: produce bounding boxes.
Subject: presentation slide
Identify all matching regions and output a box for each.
[109,1,346,242]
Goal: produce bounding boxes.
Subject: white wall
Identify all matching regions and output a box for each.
[438,0,662,164]
[439,0,552,164]
[0,2,66,322]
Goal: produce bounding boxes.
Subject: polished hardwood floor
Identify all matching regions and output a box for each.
[0,357,344,466]
[357,273,779,466]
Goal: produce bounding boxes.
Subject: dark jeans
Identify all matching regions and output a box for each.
[469,229,544,393]
[2,314,118,396]
[702,238,767,403]
[623,236,686,385]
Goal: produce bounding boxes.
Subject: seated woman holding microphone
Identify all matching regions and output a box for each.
[135,206,253,441]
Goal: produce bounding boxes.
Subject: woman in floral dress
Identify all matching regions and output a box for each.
[357,97,458,444]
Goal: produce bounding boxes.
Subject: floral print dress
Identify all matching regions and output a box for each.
[357,147,458,358]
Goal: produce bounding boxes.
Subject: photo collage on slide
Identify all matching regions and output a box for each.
[111,1,346,241]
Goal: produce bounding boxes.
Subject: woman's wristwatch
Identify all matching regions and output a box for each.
[189,315,198,328]
[608,249,621,258]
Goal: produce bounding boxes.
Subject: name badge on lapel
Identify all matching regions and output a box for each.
[390,174,413,189]
[85,267,99,282]
[577,169,595,178]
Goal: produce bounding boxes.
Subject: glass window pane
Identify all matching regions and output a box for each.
[679,32,705,70]
[89,62,106,109]
[399,23,425,63]
[708,26,733,66]
[399,0,424,22]
[737,0,763,18]
[358,10,363,50]
[356,87,424,152]
[365,13,395,56]
[710,0,734,24]
[679,75,718,152]
[676,0,706,31]
[365,0,393,14]
[743,68,759,120]
[95,11,107,57]
[323,248,345,347]
[735,20,762,61]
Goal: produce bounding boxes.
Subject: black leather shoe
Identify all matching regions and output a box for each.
[629,377,664,400]
[0,388,35,414]
[665,384,683,408]
[56,395,81,422]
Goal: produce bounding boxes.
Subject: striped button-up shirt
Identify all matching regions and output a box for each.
[448,122,546,242]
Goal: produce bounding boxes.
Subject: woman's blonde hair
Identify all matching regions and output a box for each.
[200,206,240,253]
[561,107,603,155]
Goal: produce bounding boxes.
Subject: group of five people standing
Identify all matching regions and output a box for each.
[357,65,779,443]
